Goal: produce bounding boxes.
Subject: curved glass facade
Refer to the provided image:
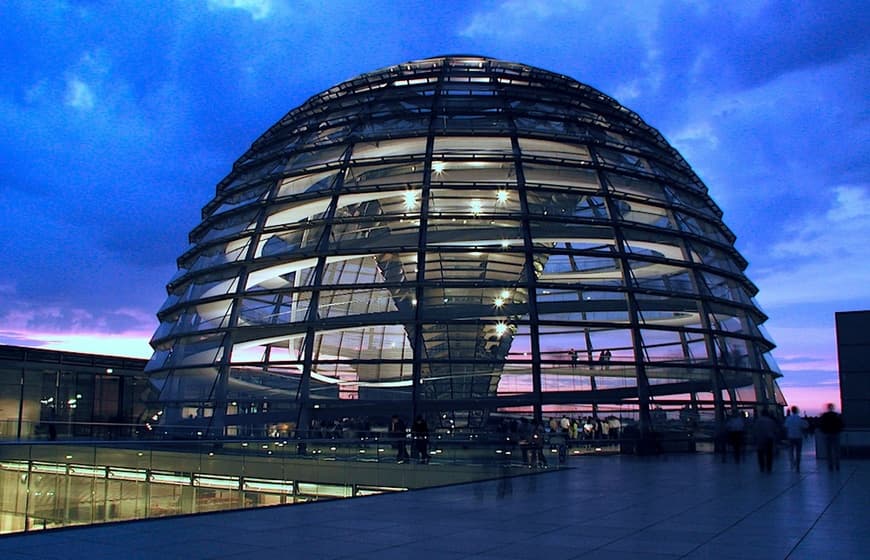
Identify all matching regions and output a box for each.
[147,55,784,434]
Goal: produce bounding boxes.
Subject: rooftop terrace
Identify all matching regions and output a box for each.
[0,447,865,559]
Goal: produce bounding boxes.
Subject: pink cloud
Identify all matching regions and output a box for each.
[0,329,153,359]
[779,385,841,417]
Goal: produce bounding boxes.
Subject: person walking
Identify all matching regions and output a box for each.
[818,403,844,472]
[752,409,779,473]
[411,415,430,464]
[530,421,548,468]
[783,406,808,472]
[389,414,409,463]
[725,411,747,463]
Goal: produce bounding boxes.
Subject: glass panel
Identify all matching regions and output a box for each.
[182,238,250,272]
[434,113,510,133]
[355,115,430,137]
[316,287,405,319]
[519,138,590,162]
[427,218,523,247]
[522,164,600,191]
[237,294,297,327]
[264,197,330,228]
[173,271,240,304]
[529,222,613,247]
[429,160,515,183]
[221,159,283,193]
[156,299,233,339]
[686,240,743,275]
[664,184,719,217]
[526,189,608,218]
[335,189,420,218]
[428,187,521,216]
[276,170,340,198]
[198,209,258,244]
[210,183,271,217]
[674,211,729,243]
[615,199,677,230]
[606,174,666,201]
[634,293,698,328]
[537,290,629,323]
[350,138,427,161]
[245,258,316,292]
[283,145,346,172]
[628,264,696,294]
[163,336,224,369]
[513,116,571,135]
[596,147,652,173]
[638,329,688,362]
[344,162,424,188]
[698,271,753,305]
[622,234,683,263]
[433,136,512,155]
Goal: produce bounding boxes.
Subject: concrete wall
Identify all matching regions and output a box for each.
[836,310,870,430]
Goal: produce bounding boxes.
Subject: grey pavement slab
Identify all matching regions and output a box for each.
[0,451,866,559]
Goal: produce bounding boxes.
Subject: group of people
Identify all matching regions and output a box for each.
[567,348,612,370]
[719,403,844,473]
[389,414,430,464]
[552,415,621,441]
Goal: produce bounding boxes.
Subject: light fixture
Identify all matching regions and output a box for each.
[470,199,482,215]
[495,322,508,337]
[494,297,504,307]
[432,161,446,174]
[403,190,417,210]
[496,190,508,203]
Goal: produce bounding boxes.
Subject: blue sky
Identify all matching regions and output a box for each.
[1,0,867,415]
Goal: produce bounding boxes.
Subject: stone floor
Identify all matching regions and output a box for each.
[0,449,865,559]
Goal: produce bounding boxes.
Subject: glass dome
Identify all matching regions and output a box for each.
[146,55,784,434]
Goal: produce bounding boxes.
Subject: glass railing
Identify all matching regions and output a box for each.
[0,431,591,535]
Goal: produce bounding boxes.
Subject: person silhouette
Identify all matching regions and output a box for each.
[818,403,844,472]
[389,414,409,463]
[752,410,779,473]
[783,406,808,472]
[411,415,430,464]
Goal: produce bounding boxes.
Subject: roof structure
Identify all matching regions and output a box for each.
[146,55,784,434]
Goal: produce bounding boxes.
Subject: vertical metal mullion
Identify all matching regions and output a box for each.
[681,237,730,422]
[209,168,286,437]
[591,158,652,436]
[567,249,599,414]
[508,135,543,423]
[662,196,729,423]
[296,146,354,432]
[17,368,25,440]
[411,64,446,421]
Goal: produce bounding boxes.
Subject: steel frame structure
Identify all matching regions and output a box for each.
[146,56,784,435]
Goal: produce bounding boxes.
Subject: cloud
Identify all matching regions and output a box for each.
[777,385,840,416]
[753,185,870,307]
[207,0,272,20]
[670,121,719,150]
[64,77,95,110]
[772,185,870,258]
[0,329,154,359]
[459,0,579,39]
